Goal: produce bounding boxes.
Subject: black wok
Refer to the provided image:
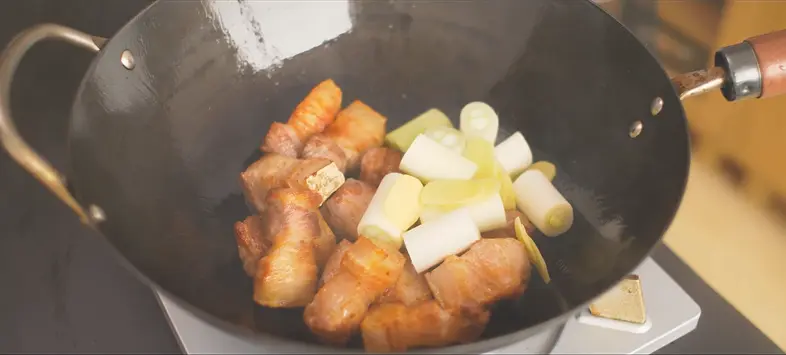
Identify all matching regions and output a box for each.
[2,0,785,352]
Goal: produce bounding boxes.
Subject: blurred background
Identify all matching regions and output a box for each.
[599,0,786,350]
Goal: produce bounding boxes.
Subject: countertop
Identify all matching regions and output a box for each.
[0,0,781,353]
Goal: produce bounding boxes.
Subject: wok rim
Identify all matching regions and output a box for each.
[65,0,693,352]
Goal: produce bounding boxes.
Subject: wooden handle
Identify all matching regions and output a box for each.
[747,29,786,99]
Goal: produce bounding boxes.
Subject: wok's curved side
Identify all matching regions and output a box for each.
[66,0,689,352]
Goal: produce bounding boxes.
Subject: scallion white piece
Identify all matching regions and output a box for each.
[419,193,507,233]
[459,102,499,143]
[494,131,533,178]
[423,126,466,154]
[357,173,423,249]
[399,135,477,182]
[512,169,573,237]
[404,207,481,273]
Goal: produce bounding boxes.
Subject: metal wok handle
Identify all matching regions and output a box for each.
[673,29,786,101]
[0,24,107,225]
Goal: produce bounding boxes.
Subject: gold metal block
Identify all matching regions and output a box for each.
[589,274,647,324]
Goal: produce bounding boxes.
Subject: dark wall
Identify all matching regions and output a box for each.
[0,1,178,352]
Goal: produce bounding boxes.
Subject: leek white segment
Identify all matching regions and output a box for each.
[494,131,533,177]
[399,135,478,182]
[496,162,517,210]
[357,173,423,249]
[404,208,481,273]
[529,161,556,181]
[424,126,466,154]
[385,108,453,152]
[419,193,507,233]
[512,170,573,237]
[460,102,499,143]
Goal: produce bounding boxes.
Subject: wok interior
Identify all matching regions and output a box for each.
[67,0,689,349]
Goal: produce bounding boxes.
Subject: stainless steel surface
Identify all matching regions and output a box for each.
[549,258,700,354]
[0,23,104,225]
[156,257,701,354]
[714,41,763,101]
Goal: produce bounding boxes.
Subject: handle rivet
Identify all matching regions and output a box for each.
[629,121,643,138]
[120,50,135,70]
[650,97,663,116]
[88,205,106,223]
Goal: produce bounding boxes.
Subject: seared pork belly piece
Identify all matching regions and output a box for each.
[320,178,375,242]
[240,154,299,213]
[313,212,337,269]
[359,147,402,188]
[302,100,386,173]
[234,215,271,277]
[261,79,342,157]
[360,301,489,352]
[320,239,352,287]
[303,237,404,346]
[301,134,348,173]
[240,154,344,213]
[377,260,432,306]
[426,238,531,312]
[254,188,322,308]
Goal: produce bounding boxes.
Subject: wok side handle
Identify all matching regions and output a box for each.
[0,24,107,225]
[673,29,786,102]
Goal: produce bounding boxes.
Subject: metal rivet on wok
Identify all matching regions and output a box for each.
[88,205,106,223]
[629,120,643,138]
[120,50,135,70]
[650,97,663,116]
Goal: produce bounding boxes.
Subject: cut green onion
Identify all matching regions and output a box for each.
[419,193,507,233]
[357,173,423,249]
[494,131,533,178]
[512,169,573,237]
[385,108,453,152]
[403,208,480,273]
[420,178,499,209]
[459,102,499,144]
[529,161,556,181]
[463,136,499,179]
[399,135,477,183]
[496,161,517,210]
[423,126,466,154]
